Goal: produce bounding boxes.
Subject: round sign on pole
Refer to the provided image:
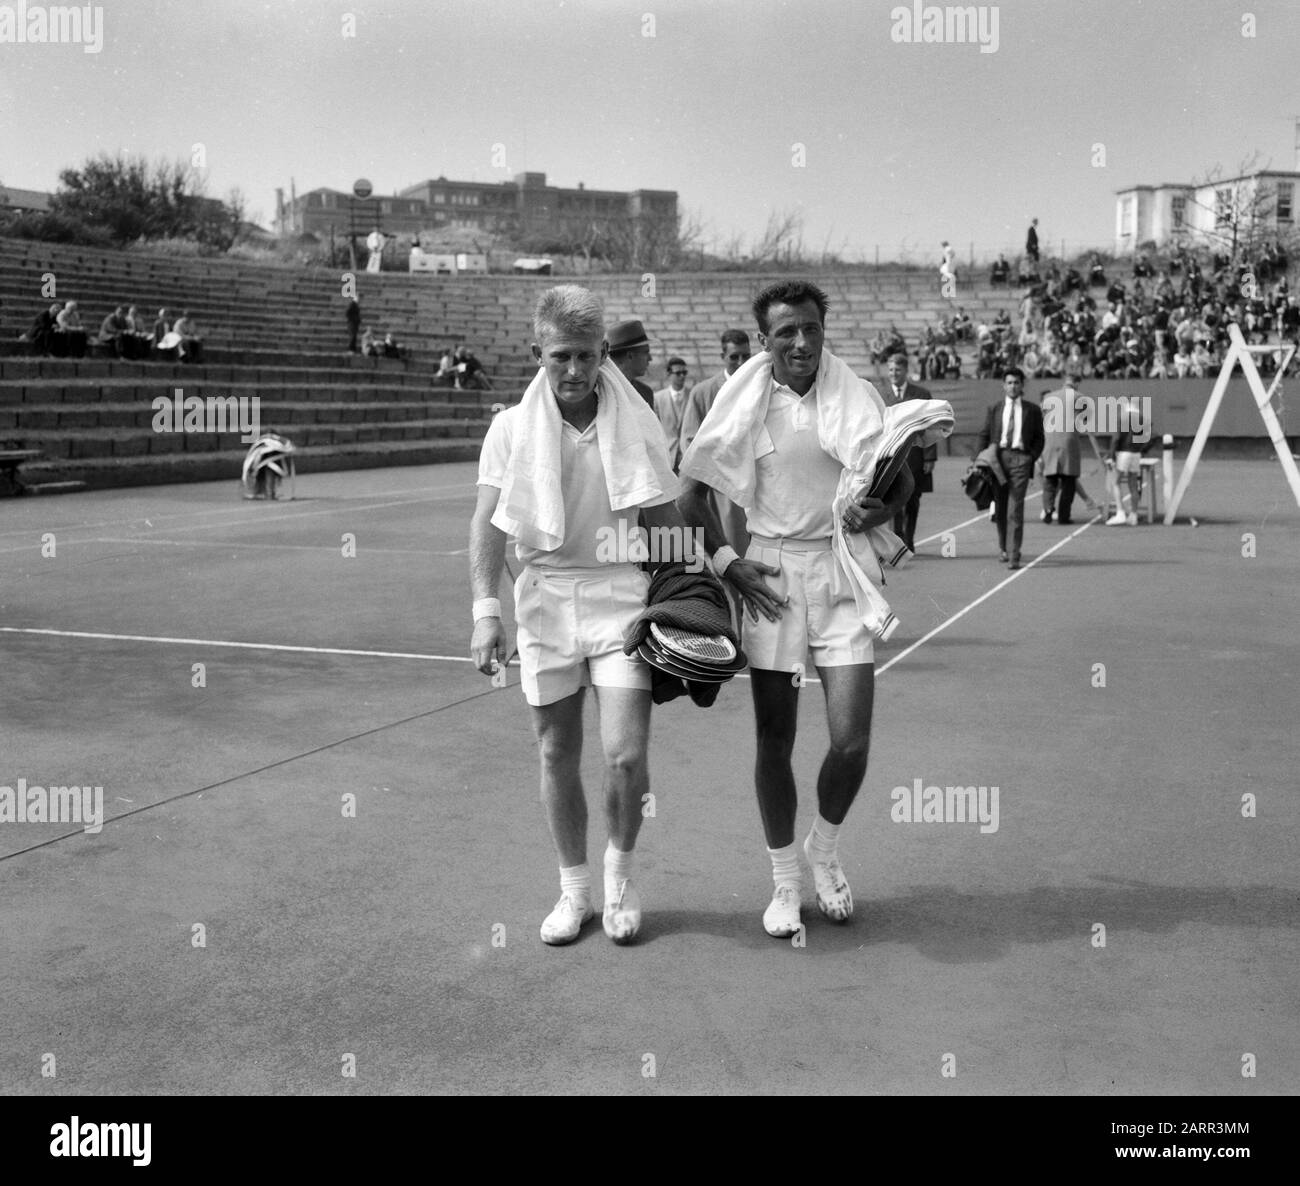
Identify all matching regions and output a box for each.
[353,178,373,199]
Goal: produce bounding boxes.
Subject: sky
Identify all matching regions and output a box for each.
[2,0,1299,263]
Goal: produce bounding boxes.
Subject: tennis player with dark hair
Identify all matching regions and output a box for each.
[677,280,915,938]
[469,285,689,947]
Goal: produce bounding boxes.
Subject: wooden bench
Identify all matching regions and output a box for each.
[0,447,43,496]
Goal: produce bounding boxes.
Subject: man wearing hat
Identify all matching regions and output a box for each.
[974,366,1044,569]
[607,318,656,408]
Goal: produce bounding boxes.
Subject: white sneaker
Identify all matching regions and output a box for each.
[1106,511,1129,526]
[602,879,642,944]
[804,839,854,922]
[1126,512,1138,526]
[763,883,803,937]
[540,893,594,945]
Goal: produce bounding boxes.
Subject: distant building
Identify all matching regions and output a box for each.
[277,171,678,254]
[0,186,52,214]
[1115,169,1298,256]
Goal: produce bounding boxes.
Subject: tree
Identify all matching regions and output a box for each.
[48,151,244,248]
[1184,152,1300,266]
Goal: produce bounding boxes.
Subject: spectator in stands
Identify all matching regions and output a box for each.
[55,301,87,358]
[173,310,203,363]
[383,332,402,359]
[346,298,362,353]
[1088,253,1107,287]
[437,346,457,384]
[455,347,494,391]
[1190,339,1213,378]
[124,306,151,359]
[96,305,129,358]
[1281,296,1300,344]
[23,303,60,356]
[361,328,380,357]
[990,254,1010,287]
[652,356,690,470]
[606,319,656,408]
[953,307,973,342]
[1025,218,1040,264]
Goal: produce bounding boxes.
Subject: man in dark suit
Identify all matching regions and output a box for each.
[975,366,1043,569]
[883,349,937,551]
[606,319,656,409]
[1025,218,1040,264]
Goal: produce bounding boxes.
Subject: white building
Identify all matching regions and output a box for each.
[1114,169,1297,256]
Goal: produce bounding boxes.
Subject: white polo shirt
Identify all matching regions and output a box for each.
[478,405,674,568]
[746,377,843,539]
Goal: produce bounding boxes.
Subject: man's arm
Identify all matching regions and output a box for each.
[974,406,992,458]
[469,483,508,675]
[677,477,783,622]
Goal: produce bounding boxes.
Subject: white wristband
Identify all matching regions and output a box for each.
[712,546,740,577]
[472,597,502,621]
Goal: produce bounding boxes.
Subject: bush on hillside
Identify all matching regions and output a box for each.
[0,209,114,247]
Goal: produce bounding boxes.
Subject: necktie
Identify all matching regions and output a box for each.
[1005,400,1016,448]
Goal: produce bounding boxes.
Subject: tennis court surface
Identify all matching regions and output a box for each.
[0,456,1295,1095]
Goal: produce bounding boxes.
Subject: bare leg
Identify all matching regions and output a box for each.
[530,689,587,867]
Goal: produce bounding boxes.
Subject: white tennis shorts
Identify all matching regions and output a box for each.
[514,564,652,706]
[742,536,874,674]
[1114,451,1142,475]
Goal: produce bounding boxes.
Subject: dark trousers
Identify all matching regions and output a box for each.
[1042,473,1077,522]
[893,488,923,551]
[994,448,1034,559]
[347,324,360,352]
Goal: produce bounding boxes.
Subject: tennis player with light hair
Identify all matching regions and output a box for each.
[469,285,690,946]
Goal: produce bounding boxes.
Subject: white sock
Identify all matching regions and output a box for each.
[604,840,633,900]
[768,842,801,890]
[805,814,841,863]
[559,863,591,903]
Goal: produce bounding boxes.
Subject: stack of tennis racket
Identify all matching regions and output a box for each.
[637,623,747,684]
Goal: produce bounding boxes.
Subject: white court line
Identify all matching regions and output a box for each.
[0,627,478,664]
[0,480,476,541]
[88,537,467,556]
[876,517,1097,674]
[0,490,478,554]
[1,516,1095,682]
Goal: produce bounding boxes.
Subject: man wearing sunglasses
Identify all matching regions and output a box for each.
[653,357,691,470]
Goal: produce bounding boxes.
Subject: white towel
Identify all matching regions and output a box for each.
[833,399,953,640]
[490,360,677,552]
[680,349,943,640]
